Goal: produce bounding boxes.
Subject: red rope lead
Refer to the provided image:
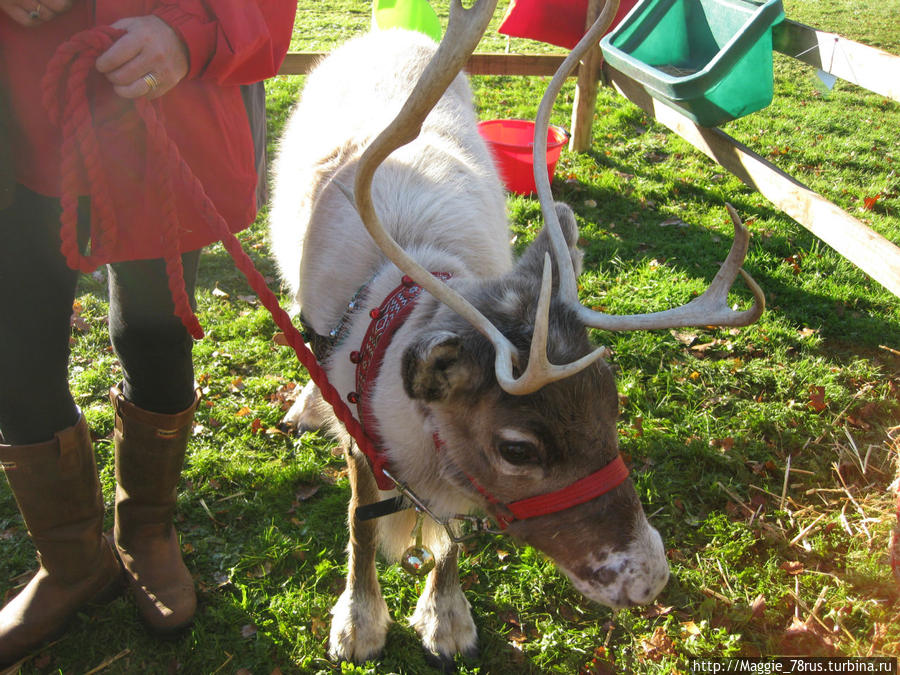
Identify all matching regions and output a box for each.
[43,27,382,479]
[44,27,124,274]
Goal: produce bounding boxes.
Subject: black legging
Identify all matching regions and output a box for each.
[0,184,199,445]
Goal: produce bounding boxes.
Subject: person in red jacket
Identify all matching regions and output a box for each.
[0,0,297,665]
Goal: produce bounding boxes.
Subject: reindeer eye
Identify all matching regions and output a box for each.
[498,441,539,465]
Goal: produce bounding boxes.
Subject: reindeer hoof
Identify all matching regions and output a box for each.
[280,380,327,436]
[423,649,458,674]
[328,588,391,664]
[409,585,478,667]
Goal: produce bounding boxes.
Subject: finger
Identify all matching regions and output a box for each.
[6,6,36,25]
[102,54,151,88]
[112,72,171,101]
[94,27,143,75]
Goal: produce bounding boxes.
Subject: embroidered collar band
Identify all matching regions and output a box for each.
[348,274,631,538]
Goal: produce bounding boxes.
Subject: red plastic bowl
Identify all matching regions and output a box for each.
[478,119,568,196]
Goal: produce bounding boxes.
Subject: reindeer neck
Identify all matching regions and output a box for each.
[321,254,482,517]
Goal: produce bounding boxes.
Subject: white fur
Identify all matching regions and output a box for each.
[281,379,328,432]
[409,572,478,659]
[329,583,392,663]
[271,30,509,663]
[269,28,668,665]
[269,29,511,333]
[560,513,669,608]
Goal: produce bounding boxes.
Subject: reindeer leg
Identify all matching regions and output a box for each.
[409,539,478,670]
[328,443,392,663]
[280,379,328,434]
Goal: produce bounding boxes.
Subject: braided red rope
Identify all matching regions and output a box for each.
[44,27,383,482]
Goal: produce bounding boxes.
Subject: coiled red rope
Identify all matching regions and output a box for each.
[44,27,385,483]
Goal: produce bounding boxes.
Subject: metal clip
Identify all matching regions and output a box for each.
[383,468,503,544]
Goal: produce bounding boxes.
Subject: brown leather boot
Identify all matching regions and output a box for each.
[110,383,200,633]
[0,416,122,666]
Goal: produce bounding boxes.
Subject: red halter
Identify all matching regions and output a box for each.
[353,275,630,523]
[432,431,629,529]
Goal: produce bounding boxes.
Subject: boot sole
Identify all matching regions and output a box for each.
[0,566,124,668]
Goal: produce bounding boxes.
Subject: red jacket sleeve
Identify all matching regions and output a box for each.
[152,1,297,84]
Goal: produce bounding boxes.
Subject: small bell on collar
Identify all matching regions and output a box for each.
[400,509,435,576]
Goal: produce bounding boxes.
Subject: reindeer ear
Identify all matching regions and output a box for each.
[516,202,583,278]
[402,331,478,402]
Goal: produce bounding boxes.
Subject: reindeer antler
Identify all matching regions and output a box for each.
[532,3,765,330]
[353,0,589,395]
[353,0,763,397]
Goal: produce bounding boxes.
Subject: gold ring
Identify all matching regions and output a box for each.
[142,72,161,95]
[29,3,41,20]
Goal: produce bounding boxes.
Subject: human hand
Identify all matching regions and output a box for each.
[0,0,74,27]
[94,15,189,100]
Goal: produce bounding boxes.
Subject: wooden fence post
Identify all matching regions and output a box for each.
[569,0,605,152]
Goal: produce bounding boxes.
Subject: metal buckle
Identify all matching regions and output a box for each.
[382,468,503,543]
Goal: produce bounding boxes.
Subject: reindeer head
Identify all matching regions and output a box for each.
[401,202,669,606]
[351,0,763,609]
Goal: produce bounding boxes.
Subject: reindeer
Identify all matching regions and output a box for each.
[269,0,764,666]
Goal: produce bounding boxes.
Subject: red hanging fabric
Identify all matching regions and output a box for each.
[497,0,637,50]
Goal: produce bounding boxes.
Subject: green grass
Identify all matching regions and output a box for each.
[2,0,899,673]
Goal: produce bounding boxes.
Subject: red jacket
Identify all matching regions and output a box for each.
[0,0,296,262]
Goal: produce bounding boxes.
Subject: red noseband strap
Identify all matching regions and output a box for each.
[433,432,630,528]
[505,455,630,522]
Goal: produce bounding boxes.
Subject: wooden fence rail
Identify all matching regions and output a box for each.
[275,19,900,298]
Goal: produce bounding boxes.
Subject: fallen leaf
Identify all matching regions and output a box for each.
[681,620,702,637]
[862,193,881,211]
[631,417,644,437]
[780,560,804,575]
[212,284,230,299]
[639,626,677,662]
[240,624,257,639]
[691,339,723,354]
[580,645,617,675]
[269,382,299,410]
[71,314,91,332]
[230,377,245,392]
[295,484,320,501]
[784,254,803,274]
[507,626,528,644]
[641,604,674,619]
[808,386,827,412]
[750,593,766,620]
[710,437,735,453]
[235,406,252,417]
[780,615,836,656]
[670,330,698,346]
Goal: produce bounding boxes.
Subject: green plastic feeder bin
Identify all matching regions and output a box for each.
[372,0,443,43]
[600,0,784,126]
